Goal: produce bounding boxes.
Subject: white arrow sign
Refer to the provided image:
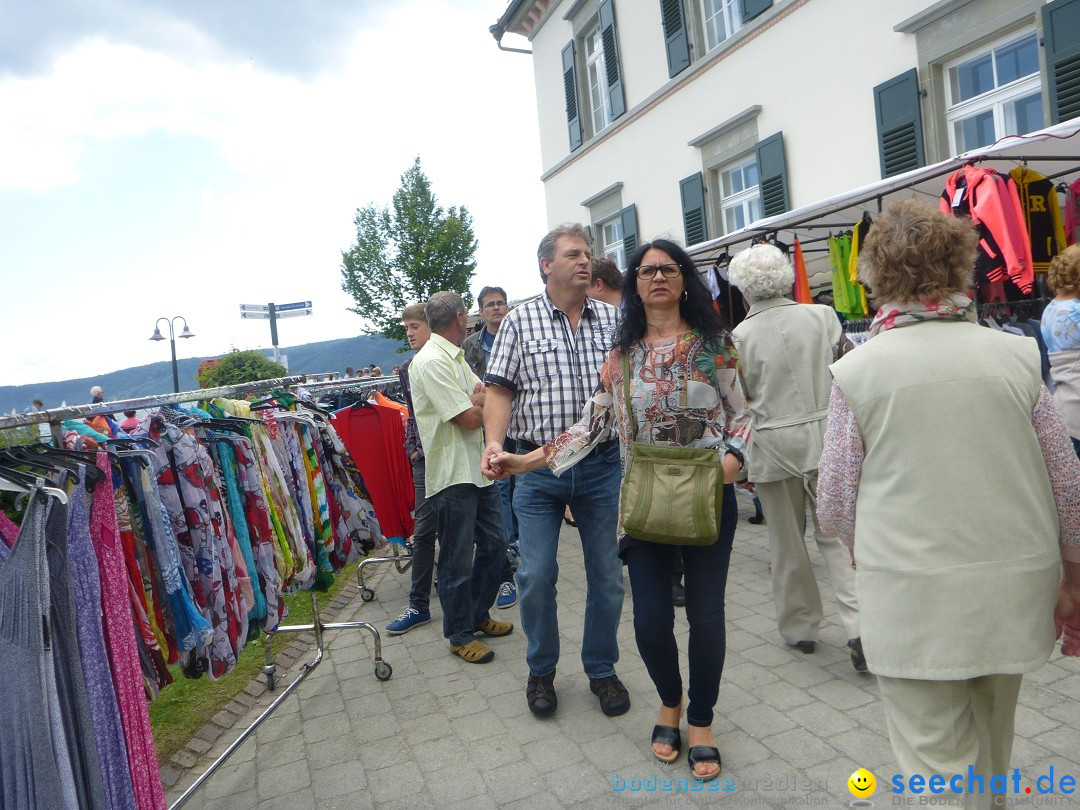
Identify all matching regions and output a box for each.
[240,304,269,313]
[274,308,313,319]
[240,311,271,319]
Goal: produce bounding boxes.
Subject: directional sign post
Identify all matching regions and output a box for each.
[239,301,312,365]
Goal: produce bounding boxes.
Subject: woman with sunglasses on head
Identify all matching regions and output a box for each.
[488,238,749,782]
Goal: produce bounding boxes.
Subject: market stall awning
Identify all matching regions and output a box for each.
[688,117,1080,290]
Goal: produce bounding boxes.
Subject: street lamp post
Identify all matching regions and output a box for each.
[150,316,195,393]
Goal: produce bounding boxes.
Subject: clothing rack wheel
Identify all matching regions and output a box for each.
[356,538,414,601]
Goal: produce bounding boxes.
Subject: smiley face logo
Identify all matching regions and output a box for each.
[848,768,876,798]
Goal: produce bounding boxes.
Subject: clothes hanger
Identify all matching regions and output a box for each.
[0,472,69,506]
[0,449,78,488]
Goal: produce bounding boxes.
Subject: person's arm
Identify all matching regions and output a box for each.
[450,383,485,430]
[1031,385,1080,655]
[481,315,520,478]
[487,355,618,480]
[711,335,750,484]
[481,383,513,480]
[816,383,862,553]
[412,358,479,432]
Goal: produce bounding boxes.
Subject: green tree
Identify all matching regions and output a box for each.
[340,156,478,344]
[198,350,287,389]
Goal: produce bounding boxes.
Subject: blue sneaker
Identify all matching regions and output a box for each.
[386,606,430,635]
[495,580,517,609]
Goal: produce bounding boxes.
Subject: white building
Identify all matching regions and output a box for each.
[490,0,1080,266]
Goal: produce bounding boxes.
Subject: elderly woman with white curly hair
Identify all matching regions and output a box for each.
[728,243,864,672]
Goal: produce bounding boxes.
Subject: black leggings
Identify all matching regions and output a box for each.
[624,485,737,727]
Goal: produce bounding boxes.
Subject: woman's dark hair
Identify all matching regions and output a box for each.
[614,238,727,353]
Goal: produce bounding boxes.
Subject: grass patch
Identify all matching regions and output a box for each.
[151,561,361,764]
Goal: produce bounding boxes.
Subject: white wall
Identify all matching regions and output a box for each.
[530,0,934,241]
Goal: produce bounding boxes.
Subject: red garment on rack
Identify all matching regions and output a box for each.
[334,402,415,540]
[793,239,813,304]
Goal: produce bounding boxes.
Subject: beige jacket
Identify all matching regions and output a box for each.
[731,298,841,483]
[830,319,1060,679]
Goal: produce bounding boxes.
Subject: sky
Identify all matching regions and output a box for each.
[0,0,545,387]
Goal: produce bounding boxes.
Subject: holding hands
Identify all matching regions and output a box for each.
[481,442,547,481]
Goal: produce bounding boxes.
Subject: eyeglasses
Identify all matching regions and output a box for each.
[481,301,507,310]
[637,264,681,279]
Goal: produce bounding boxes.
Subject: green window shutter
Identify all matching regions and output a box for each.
[584,224,593,243]
[620,204,639,258]
[755,132,790,217]
[741,0,772,24]
[562,41,584,151]
[1043,0,1080,124]
[598,0,626,120]
[873,68,925,178]
[679,173,708,246]
[661,0,691,78]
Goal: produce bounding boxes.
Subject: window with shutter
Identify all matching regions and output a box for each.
[562,41,583,152]
[661,0,691,78]
[873,69,925,178]
[680,173,709,246]
[754,132,790,217]
[1043,0,1080,124]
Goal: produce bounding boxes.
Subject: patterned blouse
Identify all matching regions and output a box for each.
[545,330,750,474]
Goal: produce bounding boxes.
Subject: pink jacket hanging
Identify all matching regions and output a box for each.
[940,165,1034,295]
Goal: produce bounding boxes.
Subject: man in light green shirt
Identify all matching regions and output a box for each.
[410,292,512,664]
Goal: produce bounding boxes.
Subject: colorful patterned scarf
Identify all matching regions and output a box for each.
[868,293,977,337]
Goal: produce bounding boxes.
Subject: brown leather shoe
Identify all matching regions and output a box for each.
[449,640,494,663]
[475,618,514,637]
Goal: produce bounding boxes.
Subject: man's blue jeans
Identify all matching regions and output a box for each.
[431,482,507,647]
[513,443,624,679]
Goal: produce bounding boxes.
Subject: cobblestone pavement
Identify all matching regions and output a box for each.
[167,497,1080,809]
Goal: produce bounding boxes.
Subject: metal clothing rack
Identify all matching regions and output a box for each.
[0,375,394,809]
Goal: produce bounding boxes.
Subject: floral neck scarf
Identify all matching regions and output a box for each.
[868,292,977,337]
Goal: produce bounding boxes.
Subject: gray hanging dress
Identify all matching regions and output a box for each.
[0,486,68,809]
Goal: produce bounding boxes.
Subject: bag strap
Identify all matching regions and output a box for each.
[621,351,638,439]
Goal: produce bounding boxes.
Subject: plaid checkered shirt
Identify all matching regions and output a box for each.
[485,291,620,447]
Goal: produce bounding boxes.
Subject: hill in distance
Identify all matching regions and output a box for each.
[1,334,411,413]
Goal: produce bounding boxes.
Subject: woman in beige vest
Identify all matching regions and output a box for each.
[818,200,1080,807]
[728,244,863,671]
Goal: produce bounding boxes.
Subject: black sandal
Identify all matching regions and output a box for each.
[651,725,681,764]
[848,637,868,673]
[688,746,722,782]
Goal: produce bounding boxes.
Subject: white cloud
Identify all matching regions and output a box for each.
[0,0,548,386]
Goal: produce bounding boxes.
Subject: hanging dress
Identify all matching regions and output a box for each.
[90,453,168,810]
[67,466,138,810]
[0,486,70,809]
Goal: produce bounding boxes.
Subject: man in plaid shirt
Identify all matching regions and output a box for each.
[482,223,629,718]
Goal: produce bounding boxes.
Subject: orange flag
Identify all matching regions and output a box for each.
[793,238,812,304]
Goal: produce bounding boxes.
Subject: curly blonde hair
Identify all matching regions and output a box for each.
[1048,244,1080,295]
[858,199,977,304]
[728,243,794,301]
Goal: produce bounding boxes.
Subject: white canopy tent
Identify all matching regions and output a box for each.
[688,117,1080,293]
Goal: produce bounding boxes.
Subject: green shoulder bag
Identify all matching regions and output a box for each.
[618,353,725,546]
